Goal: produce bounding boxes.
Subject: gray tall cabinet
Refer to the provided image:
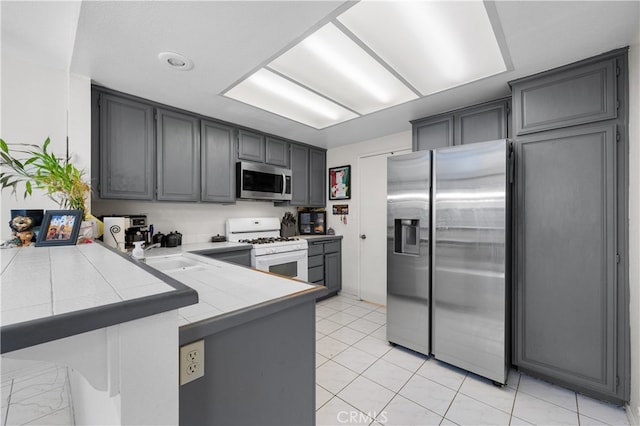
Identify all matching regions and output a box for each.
[510,49,629,404]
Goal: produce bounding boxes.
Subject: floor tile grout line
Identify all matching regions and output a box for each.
[515,384,582,415]
[439,363,468,425]
[508,371,521,425]
[318,294,629,426]
[4,379,14,426]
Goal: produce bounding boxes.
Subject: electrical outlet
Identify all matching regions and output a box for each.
[180,339,204,385]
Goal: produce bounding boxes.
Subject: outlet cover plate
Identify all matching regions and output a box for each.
[180,339,204,385]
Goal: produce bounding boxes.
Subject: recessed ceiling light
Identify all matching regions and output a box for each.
[158,52,194,71]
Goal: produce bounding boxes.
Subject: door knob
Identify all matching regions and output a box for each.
[360,234,367,240]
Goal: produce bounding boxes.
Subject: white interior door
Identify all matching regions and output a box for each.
[359,149,410,305]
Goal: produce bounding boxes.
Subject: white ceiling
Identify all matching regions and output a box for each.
[2,1,639,149]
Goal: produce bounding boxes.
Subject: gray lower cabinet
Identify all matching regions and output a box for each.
[237,129,265,163]
[156,109,200,201]
[412,99,509,151]
[511,49,628,404]
[308,237,341,298]
[179,295,317,425]
[201,120,235,203]
[98,93,155,200]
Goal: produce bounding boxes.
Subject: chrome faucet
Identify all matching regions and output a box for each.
[144,243,162,252]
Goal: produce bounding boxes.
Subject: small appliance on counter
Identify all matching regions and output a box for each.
[151,230,182,247]
[164,231,182,247]
[210,234,226,243]
[298,209,326,235]
[103,217,127,252]
[102,215,150,251]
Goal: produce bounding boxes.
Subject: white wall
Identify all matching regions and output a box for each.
[326,131,411,296]
[0,53,91,241]
[91,199,292,244]
[627,27,640,424]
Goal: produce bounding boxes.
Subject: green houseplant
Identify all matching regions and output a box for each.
[0,137,90,215]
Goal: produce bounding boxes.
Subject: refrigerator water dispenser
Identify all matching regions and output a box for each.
[394,219,420,255]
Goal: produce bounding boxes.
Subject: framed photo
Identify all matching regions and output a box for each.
[35,210,83,247]
[329,165,351,200]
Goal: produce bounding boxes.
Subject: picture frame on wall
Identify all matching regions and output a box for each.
[329,165,351,200]
[35,210,83,247]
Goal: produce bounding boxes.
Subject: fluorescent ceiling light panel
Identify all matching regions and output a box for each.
[225,68,358,129]
[337,0,507,96]
[269,23,418,115]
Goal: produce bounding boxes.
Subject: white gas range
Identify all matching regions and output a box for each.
[226,218,308,282]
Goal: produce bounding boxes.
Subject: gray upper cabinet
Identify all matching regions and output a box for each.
[455,101,509,145]
[99,93,155,200]
[284,144,326,207]
[308,148,326,207]
[265,137,289,167]
[412,99,509,151]
[156,109,200,201]
[237,129,265,163]
[93,86,325,206]
[289,144,309,206]
[201,120,235,203]
[512,58,617,135]
[412,116,453,151]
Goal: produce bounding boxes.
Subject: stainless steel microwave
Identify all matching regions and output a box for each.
[236,161,292,201]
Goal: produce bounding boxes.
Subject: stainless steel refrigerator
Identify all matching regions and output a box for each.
[387,139,510,384]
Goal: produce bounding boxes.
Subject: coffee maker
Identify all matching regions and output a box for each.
[102,215,150,251]
[124,215,150,249]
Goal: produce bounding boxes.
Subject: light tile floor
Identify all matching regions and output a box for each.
[316,293,630,426]
[1,358,74,425]
[0,293,631,425]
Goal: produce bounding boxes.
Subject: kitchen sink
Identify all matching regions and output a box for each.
[145,255,203,273]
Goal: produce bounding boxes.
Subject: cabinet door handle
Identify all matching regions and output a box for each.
[360,234,367,240]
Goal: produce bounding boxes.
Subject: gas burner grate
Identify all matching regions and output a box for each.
[240,237,299,245]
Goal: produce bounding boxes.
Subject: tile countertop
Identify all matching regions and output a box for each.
[141,241,252,258]
[1,240,324,353]
[143,251,322,327]
[0,242,198,353]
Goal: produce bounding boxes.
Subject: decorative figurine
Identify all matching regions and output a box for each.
[9,215,34,246]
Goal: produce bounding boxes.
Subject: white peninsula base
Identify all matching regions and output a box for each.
[3,310,179,425]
